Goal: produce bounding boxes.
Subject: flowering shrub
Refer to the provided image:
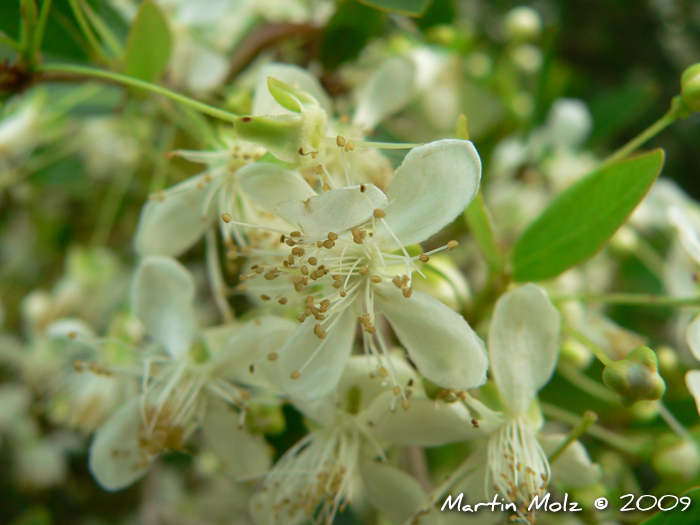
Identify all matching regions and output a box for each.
[2,1,700,525]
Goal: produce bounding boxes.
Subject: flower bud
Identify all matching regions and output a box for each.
[246,404,286,435]
[559,338,594,370]
[652,435,700,480]
[504,7,542,41]
[602,347,666,406]
[681,63,700,112]
[233,78,327,168]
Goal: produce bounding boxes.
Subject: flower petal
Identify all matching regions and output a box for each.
[134,173,217,257]
[688,313,700,362]
[201,399,271,479]
[365,393,485,447]
[374,283,488,390]
[276,183,387,238]
[237,162,316,215]
[353,56,416,131]
[360,462,440,525]
[88,399,152,491]
[488,284,561,415]
[539,434,601,488]
[377,140,481,247]
[252,63,333,116]
[669,206,700,265]
[686,370,700,416]
[212,315,297,388]
[132,256,198,360]
[278,306,357,401]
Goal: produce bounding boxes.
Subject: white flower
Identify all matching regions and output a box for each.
[235,139,488,401]
[88,256,292,490]
[457,284,579,523]
[250,354,479,525]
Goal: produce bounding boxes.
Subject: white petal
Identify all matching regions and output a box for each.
[276,183,387,238]
[688,313,700,362]
[686,370,700,416]
[669,206,700,265]
[212,315,297,388]
[201,400,271,479]
[365,393,486,447]
[132,256,198,360]
[353,57,416,131]
[377,140,481,247]
[360,462,440,525]
[237,162,316,215]
[252,63,333,116]
[278,306,357,401]
[539,434,601,488]
[134,174,217,256]
[88,399,152,491]
[184,46,230,93]
[488,284,561,415]
[374,283,488,390]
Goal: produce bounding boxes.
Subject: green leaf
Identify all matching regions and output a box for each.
[357,0,432,16]
[638,486,700,525]
[512,149,665,282]
[320,0,384,70]
[124,0,171,82]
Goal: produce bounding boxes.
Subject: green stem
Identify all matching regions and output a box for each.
[555,293,700,308]
[548,410,598,463]
[31,0,53,61]
[66,0,108,63]
[601,98,683,167]
[562,324,614,367]
[541,402,645,455]
[557,364,617,403]
[38,64,239,123]
[658,402,694,442]
[0,33,23,53]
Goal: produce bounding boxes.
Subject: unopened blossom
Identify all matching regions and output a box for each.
[250,354,479,525]
[234,139,488,401]
[89,256,291,490]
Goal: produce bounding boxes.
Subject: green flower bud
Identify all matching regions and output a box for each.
[559,338,594,370]
[652,434,700,481]
[246,404,286,435]
[233,78,327,168]
[681,63,700,112]
[602,347,666,406]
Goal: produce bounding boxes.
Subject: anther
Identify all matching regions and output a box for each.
[261,295,270,301]
[358,266,369,276]
[402,287,413,298]
[373,208,385,219]
[308,257,318,266]
[290,231,301,238]
[327,232,339,241]
[360,184,366,193]
[447,240,459,251]
[419,254,430,262]
[402,400,411,411]
[323,183,331,192]
[377,367,388,378]
[346,141,355,151]
[285,238,296,247]
[249,364,255,373]
[290,371,301,380]
[323,240,335,249]
[371,275,382,283]
[267,353,278,361]
[336,135,346,148]
[393,386,401,396]
[301,265,309,275]
[221,213,233,223]
[278,297,288,305]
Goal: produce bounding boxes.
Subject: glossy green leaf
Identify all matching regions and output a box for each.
[638,486,700,525]
[124,0,171,82]
[512,149,665,282]
[357,0,432,16]
[320,0,384,70]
